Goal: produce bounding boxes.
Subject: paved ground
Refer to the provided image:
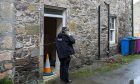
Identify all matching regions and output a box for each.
[48,59,140,84]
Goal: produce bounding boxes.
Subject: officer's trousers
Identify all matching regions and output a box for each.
[59,56,71,81]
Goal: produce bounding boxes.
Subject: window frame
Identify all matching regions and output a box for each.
[109,16,116,44]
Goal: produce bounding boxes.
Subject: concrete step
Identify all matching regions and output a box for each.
[43,72,59,83]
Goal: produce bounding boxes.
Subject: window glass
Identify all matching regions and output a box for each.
[44,8,63,15]
[109,16,116,44]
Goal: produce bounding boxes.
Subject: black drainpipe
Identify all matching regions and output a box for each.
[132,0,134,36]
[98,5,101,60]
[107,4,110,57]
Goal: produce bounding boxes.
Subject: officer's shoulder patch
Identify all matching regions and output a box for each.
[57,38,62,41]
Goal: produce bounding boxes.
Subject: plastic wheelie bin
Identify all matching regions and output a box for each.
[121,38,130,56]
[126,37,136,54]
[136,38,140,53]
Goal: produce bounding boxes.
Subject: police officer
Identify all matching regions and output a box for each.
[56,27,75,83]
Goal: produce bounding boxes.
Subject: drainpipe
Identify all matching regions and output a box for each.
[107,4,110,57]
[104,2,110,57]
[132,0,134,36]
[98,5,101,60]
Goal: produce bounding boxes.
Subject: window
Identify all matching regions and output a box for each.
[109,16,116,44]
[44,8,63,15]
[44,7,67,27]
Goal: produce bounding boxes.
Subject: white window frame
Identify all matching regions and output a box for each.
[110,16,116,44]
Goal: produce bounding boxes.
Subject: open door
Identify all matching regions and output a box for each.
[43,7,66,83]
[44,17,57,68]
[44,16,63,73]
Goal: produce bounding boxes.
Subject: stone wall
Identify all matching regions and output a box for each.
[0,0,43,82]
[134,1,140,36]
[0,0,132,82]
[0,0,15,79]
[44,0,132,68]
[14,0,42,83]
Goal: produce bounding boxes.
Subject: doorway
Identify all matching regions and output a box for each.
[43,7,66,78]
[44,17,64,73]
[44,17,57,67]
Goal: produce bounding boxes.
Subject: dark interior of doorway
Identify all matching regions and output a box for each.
[44,17,57,67]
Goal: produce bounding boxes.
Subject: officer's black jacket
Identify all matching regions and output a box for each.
[56,33,75,59]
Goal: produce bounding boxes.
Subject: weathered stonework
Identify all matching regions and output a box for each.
[0,50,13,61]
[0,23,13,49]
[134,1,140,36]
[0,2,14,21]
[44,0,132,68]
[0,0,132,82]
[14,0,41,83]
[0,0,15,80]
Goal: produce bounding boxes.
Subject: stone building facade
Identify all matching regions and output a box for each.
[134,1,140,36]
[44,0,132,66]
[0,0,132,83]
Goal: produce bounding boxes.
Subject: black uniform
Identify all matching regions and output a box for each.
[56,32,75,82]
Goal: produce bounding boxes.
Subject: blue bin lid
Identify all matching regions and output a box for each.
[125,37,136,40]
[121,38,130,41]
